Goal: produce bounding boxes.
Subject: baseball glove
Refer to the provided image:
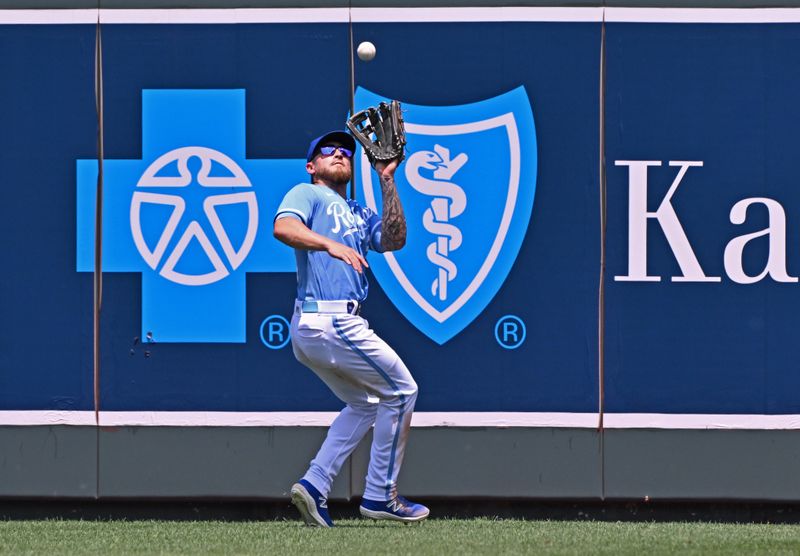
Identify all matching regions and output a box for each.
[346,100,406,166]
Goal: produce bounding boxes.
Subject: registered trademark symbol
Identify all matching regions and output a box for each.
[260,315,291,349]
[494,315,526,350]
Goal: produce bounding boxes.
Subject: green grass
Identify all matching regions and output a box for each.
[3,519,800,555]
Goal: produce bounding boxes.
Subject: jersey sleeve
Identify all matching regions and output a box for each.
[275,184,316,225]
[361,205,385,253]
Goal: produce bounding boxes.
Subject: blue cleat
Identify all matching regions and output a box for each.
[359,496,430,523]
[290,479,334,527]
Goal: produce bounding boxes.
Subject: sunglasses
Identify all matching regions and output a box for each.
[318,145,354,158]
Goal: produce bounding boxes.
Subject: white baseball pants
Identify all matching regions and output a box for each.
[290,303,419,501]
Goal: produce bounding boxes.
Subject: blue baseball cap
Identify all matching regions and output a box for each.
[307,130,356,162]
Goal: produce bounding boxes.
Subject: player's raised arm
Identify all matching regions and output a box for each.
[374,159,407,252]
[347,100,408,252]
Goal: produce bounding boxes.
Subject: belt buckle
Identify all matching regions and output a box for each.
[347,301,360,315]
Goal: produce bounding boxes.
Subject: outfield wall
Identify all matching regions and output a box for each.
[3,3,800,501]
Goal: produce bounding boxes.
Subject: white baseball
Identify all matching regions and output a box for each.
[357,41,376,62]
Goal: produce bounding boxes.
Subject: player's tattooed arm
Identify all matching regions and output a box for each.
[375,160,407,251]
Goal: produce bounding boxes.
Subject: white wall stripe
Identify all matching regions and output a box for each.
[349,7,603,23]
[0,411,96,426]
[0,8,351,25]
[98,411,601,427]
[99,411,342,427]
[0,7,603,25]
[4,7,798,25]
[602,413,800,429]
[99,8,350,24]
[0,9,98,24]
[605,7,800,24]
[3,411,800,429]
[412,412,599,428]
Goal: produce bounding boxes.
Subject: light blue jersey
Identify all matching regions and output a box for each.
[275,183,383,302]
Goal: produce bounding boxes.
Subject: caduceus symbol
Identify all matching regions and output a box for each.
[405,144,469,301]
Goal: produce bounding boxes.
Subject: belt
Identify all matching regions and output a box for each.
[296,300,361,315]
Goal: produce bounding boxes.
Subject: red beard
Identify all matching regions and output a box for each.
[315,162,351,185]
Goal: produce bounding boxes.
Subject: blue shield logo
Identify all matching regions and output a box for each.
[354,87,537,344]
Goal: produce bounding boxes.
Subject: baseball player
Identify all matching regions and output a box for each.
[273,130,428,527]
